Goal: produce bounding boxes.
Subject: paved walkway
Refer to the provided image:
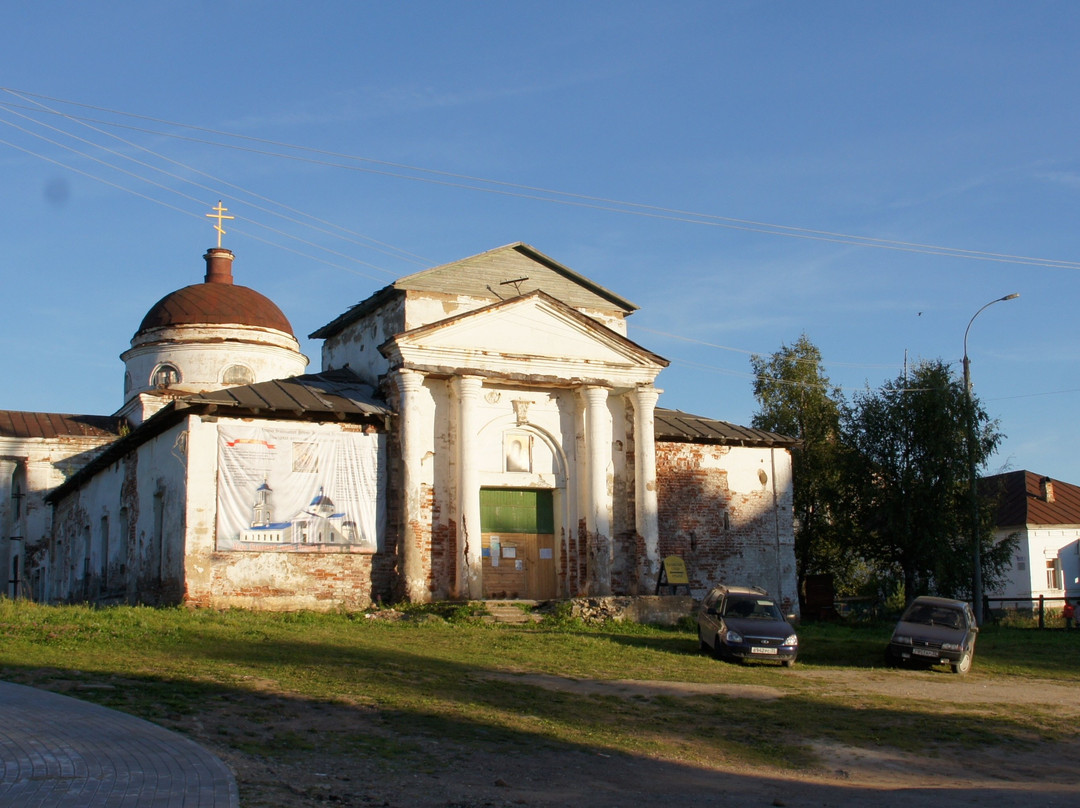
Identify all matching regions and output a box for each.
[0,681,238,807]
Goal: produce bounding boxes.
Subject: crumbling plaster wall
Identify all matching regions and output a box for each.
[320,296,406,386]
[47,415,395,611]
[1,434,120,600]
[48,421,191,605]
[655,441,797,613]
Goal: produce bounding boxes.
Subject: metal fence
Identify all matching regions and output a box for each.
[985,595,1074,629]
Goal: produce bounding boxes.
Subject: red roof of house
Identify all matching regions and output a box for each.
[983,470,1080,528]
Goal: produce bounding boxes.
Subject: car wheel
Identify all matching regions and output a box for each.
[951,650,973,675]
[711,635,727,661]
[782,659,795,668]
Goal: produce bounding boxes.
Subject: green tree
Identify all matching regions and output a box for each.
[844,359,1012,602]
[751,335,854,605]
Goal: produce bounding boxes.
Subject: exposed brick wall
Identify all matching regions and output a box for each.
[206,550,384,610]
[656,441,795,604]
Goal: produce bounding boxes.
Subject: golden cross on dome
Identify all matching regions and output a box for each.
[206,200,234,248]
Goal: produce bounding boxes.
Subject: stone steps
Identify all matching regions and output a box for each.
[481,600,543,624]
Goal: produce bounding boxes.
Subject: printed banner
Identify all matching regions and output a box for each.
[216,423,385,553]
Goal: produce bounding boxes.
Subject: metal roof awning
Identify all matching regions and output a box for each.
[654,408,798,448]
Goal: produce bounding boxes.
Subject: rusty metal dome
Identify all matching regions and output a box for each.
[135,248,295,337]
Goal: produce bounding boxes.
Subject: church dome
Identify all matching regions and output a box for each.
[136,248,295,337]
[119,244,308,426]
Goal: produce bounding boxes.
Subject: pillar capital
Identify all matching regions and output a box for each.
[394,367,426,394]
[453,374,484,400]
[631,385,662,410]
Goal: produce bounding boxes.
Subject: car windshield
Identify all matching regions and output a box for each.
[902,603,964,629]
[723,597,783,621]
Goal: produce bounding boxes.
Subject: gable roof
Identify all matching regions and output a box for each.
[0,411,121,440]
[982,470,1080,528]
[48,369,389,503]
[654,409,799,449]
[311,242,637,340]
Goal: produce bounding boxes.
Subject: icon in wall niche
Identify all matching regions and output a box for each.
[504,432,533,473]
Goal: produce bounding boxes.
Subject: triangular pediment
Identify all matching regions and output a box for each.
[381,291,667,388]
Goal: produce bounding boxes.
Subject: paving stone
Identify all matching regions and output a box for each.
[0,681,238,807]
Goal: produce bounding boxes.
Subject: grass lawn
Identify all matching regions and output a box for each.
[1,599,1078,786]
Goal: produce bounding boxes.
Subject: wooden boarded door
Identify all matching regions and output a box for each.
[480,489,556,599]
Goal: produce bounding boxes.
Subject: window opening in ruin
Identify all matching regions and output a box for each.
[223,364,255,385]
[153,364,180,387]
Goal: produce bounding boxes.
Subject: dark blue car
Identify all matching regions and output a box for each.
[697,585,798,667]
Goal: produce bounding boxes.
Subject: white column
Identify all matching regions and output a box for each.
[632,386,661,592]
[454,375,484,599]
[395,369,428,602]
[583,385,612,595]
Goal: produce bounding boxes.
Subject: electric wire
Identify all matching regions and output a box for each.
[0,92,412,277]
[1,89,1076,404]
[4,88,1080,270]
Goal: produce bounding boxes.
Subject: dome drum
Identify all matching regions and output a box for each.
[120,246,308,412]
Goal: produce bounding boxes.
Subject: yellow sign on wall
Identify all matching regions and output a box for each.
[662,555,689,585]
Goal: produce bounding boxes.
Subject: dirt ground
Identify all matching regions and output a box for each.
[171,668,1080,808]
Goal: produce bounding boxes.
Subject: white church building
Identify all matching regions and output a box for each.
[1,232,799,612]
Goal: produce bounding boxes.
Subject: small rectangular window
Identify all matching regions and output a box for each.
[1046,559,1063,590]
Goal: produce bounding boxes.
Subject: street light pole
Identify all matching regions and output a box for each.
[963,293,1019,626]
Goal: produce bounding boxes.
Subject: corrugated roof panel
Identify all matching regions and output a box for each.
[180,369,391,418]
[0,411,121,440]
[654,408,797,448]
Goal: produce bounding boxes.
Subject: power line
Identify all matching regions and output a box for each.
[2,89,1075,404]
[0,91,422,278]
[4,88,1080,271]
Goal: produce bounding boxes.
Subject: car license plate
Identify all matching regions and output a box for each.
[751,647,778,655]
[912,648,938,658]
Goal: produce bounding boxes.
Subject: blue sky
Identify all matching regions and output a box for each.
[2,2,1078,483]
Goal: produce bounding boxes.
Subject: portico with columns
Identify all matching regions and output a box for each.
[313,244,669,602]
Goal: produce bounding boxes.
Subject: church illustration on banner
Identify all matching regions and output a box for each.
[233,482,365,552]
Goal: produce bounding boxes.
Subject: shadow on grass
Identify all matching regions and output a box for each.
[4,669,1071,808]
[3,615,1080,807]
[2,629,1074,808]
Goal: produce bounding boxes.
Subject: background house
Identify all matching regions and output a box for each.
[984,470,1080,603]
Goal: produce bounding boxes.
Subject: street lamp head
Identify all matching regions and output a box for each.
[965,293,1022,357]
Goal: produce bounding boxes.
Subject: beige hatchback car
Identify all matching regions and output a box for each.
[885,596,978,674]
